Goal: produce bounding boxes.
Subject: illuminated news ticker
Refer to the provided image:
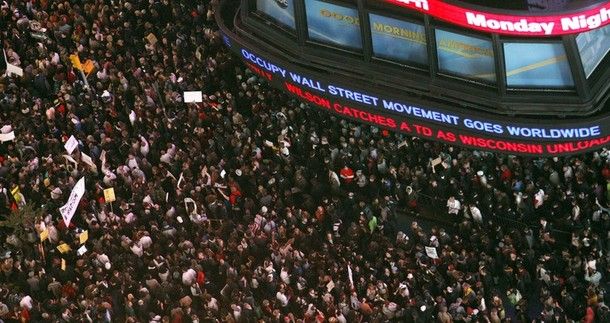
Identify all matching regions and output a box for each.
[231,39,610,156]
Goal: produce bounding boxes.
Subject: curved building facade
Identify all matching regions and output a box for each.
[217,0,610,156]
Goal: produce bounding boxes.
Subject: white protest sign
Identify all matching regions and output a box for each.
[77,245,88,256]
[80,152,97,171]
[183,91,203,103]
[184,197,198,215]
[425,246,438,259]
[430,157,442,173]
[63,155,78,166]
[64,135,79,154]
[0,131,15,142]
[59,177,85,227]
[3,49,23,77]
[6,63,23,77]
[347,264,354,289]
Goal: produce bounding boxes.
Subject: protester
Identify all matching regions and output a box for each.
[0,0,609,322]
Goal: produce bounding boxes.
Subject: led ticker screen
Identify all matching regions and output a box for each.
[369,14,428,65]
[576,24,610,78]
[504,42,574,88]
[231,39,610,156]
[306,0,362,50]
[256,0,296,30]
[435,29,496,83]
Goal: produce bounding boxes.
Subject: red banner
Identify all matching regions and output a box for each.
[384,0,610,36]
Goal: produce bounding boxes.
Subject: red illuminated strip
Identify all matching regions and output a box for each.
[384,0,610,36]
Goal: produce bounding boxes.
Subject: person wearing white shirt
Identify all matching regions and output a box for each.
[130,243,143,257]
[182,268,197,286]
[139,235,152,249]
[447,196,461,216]
[19,295,33,310]
[276,290,289,307]
[469,205,483,224]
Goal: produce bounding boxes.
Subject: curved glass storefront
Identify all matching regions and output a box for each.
[217,0,610,156]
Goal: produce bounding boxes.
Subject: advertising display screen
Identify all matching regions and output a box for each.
[369,14,428,65]
[256,0,297,30]
[435,29,495,83]
[504,42,574,87]
[576,24,610,78]
[306,0,362,50]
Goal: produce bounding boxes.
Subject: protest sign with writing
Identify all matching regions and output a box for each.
[59,177,85,227]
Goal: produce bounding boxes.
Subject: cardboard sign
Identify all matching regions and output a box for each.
[183,91,203,103]
[40,229,49,242]
[64,135,78,154]
[79,230,88,244]
[57,243,71,254]
[103,188,116,203]
[146,33,158,45]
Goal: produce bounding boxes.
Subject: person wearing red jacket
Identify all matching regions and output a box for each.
[339,166,354,184]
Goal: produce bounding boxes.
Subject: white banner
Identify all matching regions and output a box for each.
[425,246,438,259]
[59,177,85,227]
[6,63,23,77]
[0,131,15,142]
[183,91,203,103]
[347,264,354,289]
[64,135,78,154]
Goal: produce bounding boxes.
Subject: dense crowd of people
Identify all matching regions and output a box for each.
[0,0,609,322]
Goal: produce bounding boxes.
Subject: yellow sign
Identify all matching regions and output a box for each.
[146,33,158,45]
[69,54,83,71]
[79,230,88,244]
[83,60,95,75]
[40,229,49,242]
[57,243,71,254]
[10,186,21,204]
[103,188,116,203]
[61,258,66,271]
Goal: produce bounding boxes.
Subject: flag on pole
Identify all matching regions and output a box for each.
[69,54,83,71]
